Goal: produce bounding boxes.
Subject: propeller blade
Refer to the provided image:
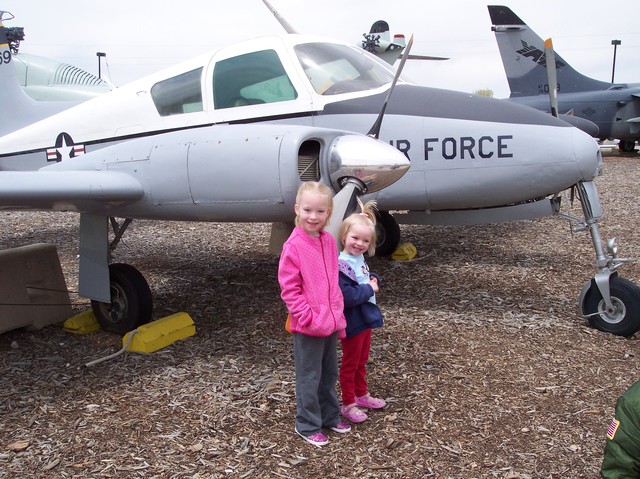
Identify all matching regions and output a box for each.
[544,38,559,118]
[261,0,298,34]
[367,34,414,139]
[325,179,364,242]
[407,54,449,61]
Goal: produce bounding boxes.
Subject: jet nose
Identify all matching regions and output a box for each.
[328,134,410,194]
[571,127,602,180]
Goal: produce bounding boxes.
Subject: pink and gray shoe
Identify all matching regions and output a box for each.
[356,393,386,409]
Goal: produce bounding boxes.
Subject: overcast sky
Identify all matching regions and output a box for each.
[2,0,638,98]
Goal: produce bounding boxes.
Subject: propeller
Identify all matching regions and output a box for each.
[261,0,298,34]
[545,38,599,137]
[368,34,414,139]
[544,38,559,118]
[324,178,366,241]
[326,37,414,239]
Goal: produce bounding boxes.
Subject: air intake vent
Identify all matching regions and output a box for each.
[298,141,321,181]
[54,64,106,86]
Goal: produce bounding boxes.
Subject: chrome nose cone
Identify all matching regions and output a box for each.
[328,134,410,194]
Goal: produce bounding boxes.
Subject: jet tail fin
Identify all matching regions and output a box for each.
[487,5,611,97]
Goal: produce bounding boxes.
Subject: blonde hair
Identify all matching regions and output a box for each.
[338,199,378,256]
[294,181,334,228]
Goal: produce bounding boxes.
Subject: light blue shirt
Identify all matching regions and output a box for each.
[339,252,376,304]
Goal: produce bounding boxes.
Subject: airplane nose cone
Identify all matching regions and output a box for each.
[328,134,410,194]
[571,127,602,180]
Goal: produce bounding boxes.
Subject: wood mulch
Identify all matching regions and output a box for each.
[1,149,639,478]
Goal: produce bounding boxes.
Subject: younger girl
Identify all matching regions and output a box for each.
[337,200,386,423]
[278,181,351,446]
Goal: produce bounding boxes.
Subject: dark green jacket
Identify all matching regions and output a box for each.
[601,380,640,478]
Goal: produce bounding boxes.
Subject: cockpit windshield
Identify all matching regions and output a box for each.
[294,42,395,95]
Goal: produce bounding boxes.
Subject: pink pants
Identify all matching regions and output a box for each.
[340,329,372,405]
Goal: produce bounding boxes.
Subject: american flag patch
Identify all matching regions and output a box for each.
[607,418,620,440]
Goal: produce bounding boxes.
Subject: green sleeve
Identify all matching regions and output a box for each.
[601,382,640,478]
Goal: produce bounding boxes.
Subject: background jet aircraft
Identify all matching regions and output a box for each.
[0,12,81,135]
[0,10,637,338]
[488,5,640,152]
[14,53,112,101]
[260,0,448,65]
[360,20,449,65]
[5,20,112,101]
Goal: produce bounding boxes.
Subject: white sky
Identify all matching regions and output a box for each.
[2,0,638,98]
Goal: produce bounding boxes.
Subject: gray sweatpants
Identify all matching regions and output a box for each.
[293,332,340,436]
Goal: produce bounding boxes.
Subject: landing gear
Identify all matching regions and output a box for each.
[375,210,401,256]
[618,140,637,153]
[582,275,640,337]
[91,263,153,334]
[564,181,640,336]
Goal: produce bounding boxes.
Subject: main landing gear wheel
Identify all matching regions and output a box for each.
[618,140,637,153]
[375,210,401,256]
[91,263,153,334]
[582,275,640,337]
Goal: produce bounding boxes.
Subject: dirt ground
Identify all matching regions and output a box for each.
[1,150,639,478]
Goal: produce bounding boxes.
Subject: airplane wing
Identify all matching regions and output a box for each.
[0,170,144,209]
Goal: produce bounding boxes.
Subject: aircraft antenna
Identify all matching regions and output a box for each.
[367,34,414,139]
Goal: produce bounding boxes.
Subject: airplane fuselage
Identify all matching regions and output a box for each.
[0,34,600,223]
[509,86,640,142]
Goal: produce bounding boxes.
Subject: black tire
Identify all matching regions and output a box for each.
[375,210,401,256]
[91,263,153,334]
[583,275,640,337]
[619,140,637,153]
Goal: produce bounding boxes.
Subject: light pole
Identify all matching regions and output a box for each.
[611,40,621,83]
[96,52,106,79]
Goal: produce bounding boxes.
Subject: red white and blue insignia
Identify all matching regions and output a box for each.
[46,132,86,162]
[606,418,620,440]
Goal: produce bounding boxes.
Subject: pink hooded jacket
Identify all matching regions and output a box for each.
[278,226,346,338]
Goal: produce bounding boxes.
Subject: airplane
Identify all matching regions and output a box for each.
[360,20,449,65]
[14,53,112,101]
[0,13,81,135]
[488,5,640,153]
[260,0,448,65]
[5,21,113,101]
[0,7,638,339]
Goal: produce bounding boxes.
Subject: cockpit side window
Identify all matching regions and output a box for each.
[151,68,203,116]
[213,49,297,109]
[294,43,394,95]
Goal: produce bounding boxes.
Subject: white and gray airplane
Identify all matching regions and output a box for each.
[0,8,637,337]
[488,5,640,152]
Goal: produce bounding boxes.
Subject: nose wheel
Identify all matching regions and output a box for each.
[581,275,640,337]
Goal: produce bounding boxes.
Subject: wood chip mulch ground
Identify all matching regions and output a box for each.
[1,150,639,478]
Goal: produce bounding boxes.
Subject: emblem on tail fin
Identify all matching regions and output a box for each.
[516,40,565,70]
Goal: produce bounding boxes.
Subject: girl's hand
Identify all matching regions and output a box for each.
[369,276,379,293]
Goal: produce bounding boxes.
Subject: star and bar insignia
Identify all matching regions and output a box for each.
[46,132,85,162]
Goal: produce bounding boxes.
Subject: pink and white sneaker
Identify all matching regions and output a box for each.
[296,428,329,447]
